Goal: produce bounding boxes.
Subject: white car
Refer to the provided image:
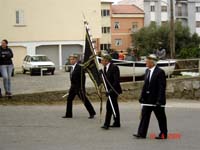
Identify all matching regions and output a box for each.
[22,55,55,75]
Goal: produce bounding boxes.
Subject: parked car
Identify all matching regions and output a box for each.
[22,55,55,75]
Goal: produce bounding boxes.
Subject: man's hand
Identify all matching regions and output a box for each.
[105,89,113,97]
[139,98,144,104]
[99,69,103,74]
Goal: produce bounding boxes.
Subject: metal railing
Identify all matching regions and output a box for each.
[169,58,200,77]
[10,58,200,80]
[108,58,200,82]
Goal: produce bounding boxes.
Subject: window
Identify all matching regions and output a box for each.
[27,56,31,62]
[24,56,28,61]
[177,6,182,16]
[196,7,200,12]
[100,44,111,50]
[115,39,122,46]
[132,22,138,32]
[101,9,110,17]
[114,22,120,29]
[15,10,25,25]
[102,27,110,34]
[150,5,155,12]
[161,6,167,12]
[196,21,200,28]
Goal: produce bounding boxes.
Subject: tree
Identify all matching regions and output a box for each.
[178,47,200,59]
[132,21,200,58]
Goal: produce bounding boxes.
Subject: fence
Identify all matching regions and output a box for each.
[144,58,199,81]
[111,58,200,82]
[9,58,200,79]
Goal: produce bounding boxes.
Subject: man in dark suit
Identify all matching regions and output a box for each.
[133,54,168,139]
[62,54,96,119]
[101,55,122,130]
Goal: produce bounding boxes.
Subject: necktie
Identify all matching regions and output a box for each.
[70,66,74,79]
[104,66,107,75]
[146,69,151,83]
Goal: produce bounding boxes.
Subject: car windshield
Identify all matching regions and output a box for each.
[31,56,50,62]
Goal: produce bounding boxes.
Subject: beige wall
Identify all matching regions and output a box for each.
[101,2,112,27]
[0,0,101,42]
[10,46,27,71]
[100,2,112,48]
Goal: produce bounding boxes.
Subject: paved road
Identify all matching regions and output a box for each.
[0,101,200,150]
[0,71,94,95]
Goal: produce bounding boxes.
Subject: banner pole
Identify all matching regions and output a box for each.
[83,21,116,118]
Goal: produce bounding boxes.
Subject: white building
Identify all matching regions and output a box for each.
[144,0,200,35]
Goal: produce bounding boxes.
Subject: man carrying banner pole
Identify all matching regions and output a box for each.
[100,55,122,130]
[82,21,119,126]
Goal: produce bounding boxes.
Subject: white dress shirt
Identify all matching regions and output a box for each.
[71,63,77,72]
[148,65,156,81]
[104,63,111,72]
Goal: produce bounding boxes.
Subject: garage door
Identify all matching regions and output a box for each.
[10,46,27,72]
[36,45,59,69]
[62,45,83,65]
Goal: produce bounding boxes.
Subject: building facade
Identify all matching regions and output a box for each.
[111,5,144,51]
[144,0,200,35]
[100,0,113,51]
[0,0,101,71]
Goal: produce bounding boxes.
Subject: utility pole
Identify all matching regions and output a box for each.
[170,0,175,59]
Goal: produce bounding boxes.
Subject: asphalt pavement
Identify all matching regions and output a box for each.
[0,101,200,150]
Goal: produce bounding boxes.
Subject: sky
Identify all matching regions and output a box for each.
[113,0,121,4]
[102,0,121,4]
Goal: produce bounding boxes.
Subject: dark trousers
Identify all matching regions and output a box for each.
[104,94,120,126]
[137,106,168,137]
[65,88,96,117]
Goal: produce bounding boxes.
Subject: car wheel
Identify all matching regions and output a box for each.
[30,69,34,76]
[22,68,26,74]
[51,71,54,75]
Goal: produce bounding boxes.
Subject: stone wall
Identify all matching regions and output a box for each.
[86,77,200,101]
[118,77,200,101]
[0,77,199,105]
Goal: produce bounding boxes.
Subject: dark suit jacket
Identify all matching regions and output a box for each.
[139,66,166,105]
[105,63,122,95]
[70,63,86,91]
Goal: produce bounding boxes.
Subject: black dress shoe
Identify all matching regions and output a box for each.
[155,133,167,139]
[62,115,72,118]
[88,115,95,119]
[0,90,2,98]
[101,125,109,130]
[110,124,121,128]
[5,92,12,99]
[133,134,146,139]
[8,95,12,99]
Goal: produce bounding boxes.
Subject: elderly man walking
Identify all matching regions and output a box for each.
[62,54,96,119]
[133,54,168,139]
